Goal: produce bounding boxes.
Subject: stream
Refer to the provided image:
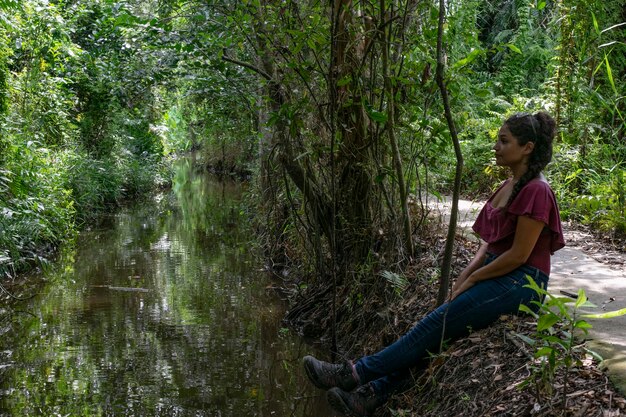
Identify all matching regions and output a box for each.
[0,157,331,416]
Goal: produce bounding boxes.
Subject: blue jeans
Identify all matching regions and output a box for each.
[354,254,548,399]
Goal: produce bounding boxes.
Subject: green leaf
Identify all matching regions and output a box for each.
[574,320,593,330]
[591,12,600,35]
[579,300,597,308]
[537,0,546,10]
[582,307,626,319]
[535,346,554,358]
[452,49,482,69]
[523,275,548,295]
[574,289,587,308]
[543,335,563,345]
[512,332,535,346]
[366,108,388,124]
[475,89,492,98]
[604,54,618,95]
[380,270,408,291]
[584,347,604,362]
[545,296,576,307]
[537,313,560,331]
[506,44,522,54]
[337,75,352,87]
[518,304,538,318]
[115,13,138,26]
[565,168,583,184]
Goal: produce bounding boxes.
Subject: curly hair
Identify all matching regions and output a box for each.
[504,111,557,207]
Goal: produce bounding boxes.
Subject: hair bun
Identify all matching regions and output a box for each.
[534,111,556,142]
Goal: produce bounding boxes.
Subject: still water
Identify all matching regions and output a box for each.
[0,158,332,416]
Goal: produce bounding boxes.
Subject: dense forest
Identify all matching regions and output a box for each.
[1,0,624,279]
[1,0,625,414]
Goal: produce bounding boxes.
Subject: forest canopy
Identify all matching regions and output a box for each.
[0,0,624,282]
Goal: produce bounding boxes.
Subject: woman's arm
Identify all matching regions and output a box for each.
[450,215,545,300]
[451,241,489,293]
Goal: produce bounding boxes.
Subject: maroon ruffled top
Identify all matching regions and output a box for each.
[472,179,565,276]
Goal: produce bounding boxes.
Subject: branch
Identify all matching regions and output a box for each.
[221,51,272,81]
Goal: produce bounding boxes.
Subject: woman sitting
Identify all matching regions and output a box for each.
[303,111,565,417]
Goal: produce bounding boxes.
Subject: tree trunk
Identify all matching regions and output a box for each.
[332,0,375,264]
[435,0,464,306]
[381,0,414,257]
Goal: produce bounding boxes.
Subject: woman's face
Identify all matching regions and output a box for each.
[493,124,534,168]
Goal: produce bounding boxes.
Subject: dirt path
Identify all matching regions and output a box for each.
[428,196,626,394]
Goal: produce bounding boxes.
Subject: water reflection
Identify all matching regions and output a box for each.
[0,158,331,416]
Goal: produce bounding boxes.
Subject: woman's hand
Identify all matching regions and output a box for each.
[450,242,488,301]
[451,273,466,294]
[450,274,476,301]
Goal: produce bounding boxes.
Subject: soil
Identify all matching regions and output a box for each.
[286,219,626,417]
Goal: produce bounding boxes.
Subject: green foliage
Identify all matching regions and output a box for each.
[422,0,625,236]
[0,0,178,279]
[165,29,259,172]
[3,1,80,148]
[0,3,82,275]
[75,74,115,158]
[516,278,596,401]
[474,0,554,66]
[543,0,625,233]
[548,138,626,234]
[63,153,123,218]
[63,149,169,221]
[517,277,626,401]
[159,102,191,155]
[0,29,9,117]
[0,28,10,162]
[380,270,409,296]
[484,0,555,95]
[457,116,507,195]
[0,141,76,278]
[1,0,624,282]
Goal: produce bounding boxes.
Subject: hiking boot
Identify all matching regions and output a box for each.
[302,355,359,391]
[326,384,385,417]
